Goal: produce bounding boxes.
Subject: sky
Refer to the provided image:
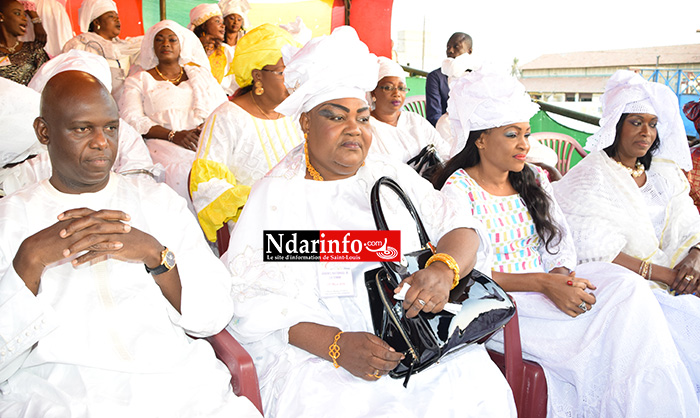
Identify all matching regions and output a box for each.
[391,0,700,72]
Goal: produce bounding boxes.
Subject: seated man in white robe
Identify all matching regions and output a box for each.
[0,70,261,417]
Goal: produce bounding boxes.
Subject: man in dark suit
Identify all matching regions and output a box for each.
[425,32,472,126]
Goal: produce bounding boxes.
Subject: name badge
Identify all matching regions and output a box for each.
[318,264,354,298]
[0,57,11,67]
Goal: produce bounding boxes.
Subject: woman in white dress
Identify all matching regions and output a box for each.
[223,27,516,418]
[433,69,699,417]
[62,0,140,102]
[189,23,302,243]
[368,56,451,164]
[119,20,226,203]
[553,69,700,399]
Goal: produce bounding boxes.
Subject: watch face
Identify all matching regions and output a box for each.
[164,250,176,269]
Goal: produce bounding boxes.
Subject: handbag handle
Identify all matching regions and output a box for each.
[370,176,431,248]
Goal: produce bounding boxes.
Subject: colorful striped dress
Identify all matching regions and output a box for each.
[444,168,542,273]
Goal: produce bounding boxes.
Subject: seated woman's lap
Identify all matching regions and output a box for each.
[273,344,514,418]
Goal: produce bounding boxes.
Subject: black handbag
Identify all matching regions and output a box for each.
[406,144,444,180]
[364,176,515,387]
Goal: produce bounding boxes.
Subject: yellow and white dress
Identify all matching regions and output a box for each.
[190,101,304,241]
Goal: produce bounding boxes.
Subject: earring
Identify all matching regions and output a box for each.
[96,24,101,30]
[304,132,308,140]
[254,80,264,96]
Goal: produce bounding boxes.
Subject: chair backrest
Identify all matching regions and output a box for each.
[402,95,427,118]
[487,298,548,418]
[529,132,588,175]
[206,330,264,415]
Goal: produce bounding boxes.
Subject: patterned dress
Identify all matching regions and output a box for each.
[0,41,49,85]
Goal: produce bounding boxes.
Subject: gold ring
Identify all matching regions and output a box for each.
[685,275,694,281]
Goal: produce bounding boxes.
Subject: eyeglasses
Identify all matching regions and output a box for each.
[261,68,284,76]
[378,85,410,93]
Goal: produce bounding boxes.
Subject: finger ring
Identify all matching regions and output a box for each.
[566,280,573,286]
[578,301,588,312]
[685,275,694,281]
[417,299,426,306]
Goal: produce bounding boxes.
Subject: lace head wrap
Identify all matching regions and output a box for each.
[447,69,539,157]
[231,23,300,88]
[188,3,222,30]
[278,16,312,46]
[275,26,379,121]
[139,20,210,70]
[584,70,691,170]
[28,49,112,92]
[219,0,250,27]
[377,56,407,83]
[78,0,118,34]
[441,53,482,83]
[0,78,42,166]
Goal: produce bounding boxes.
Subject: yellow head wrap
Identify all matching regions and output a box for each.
[231,23,301,88]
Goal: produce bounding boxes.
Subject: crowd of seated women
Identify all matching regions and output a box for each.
[2,0,700,416]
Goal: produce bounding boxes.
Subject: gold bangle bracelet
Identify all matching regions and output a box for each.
[329,331,343,368]
[425,253,460,289]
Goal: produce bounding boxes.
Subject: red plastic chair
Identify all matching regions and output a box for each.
[487,300,548,418]
[402,95,427,118]
[206,329,264,415]
[529,132,588,175]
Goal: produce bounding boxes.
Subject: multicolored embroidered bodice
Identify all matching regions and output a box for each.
[445,169,542,273]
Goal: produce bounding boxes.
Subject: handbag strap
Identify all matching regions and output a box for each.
[370,176,431,248]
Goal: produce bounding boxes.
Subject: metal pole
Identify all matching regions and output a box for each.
[160,0,166,21]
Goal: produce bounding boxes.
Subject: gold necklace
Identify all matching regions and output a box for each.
[251,93,277,120]
[615,160,645,178]
[0,39,19,53]
[304,141,324,181]
[155,65,184,84]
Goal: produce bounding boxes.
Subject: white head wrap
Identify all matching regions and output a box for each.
[447,69,539,157]
[275,26,379,121]
[219,0,250,27]
[584,70,691,170]
[188,4,223,30]
[278,16,312,46]
[28,49,113,92]
[78,0,118,34]
[441,53,482,83]
[140,20,210,70]
[0,78,42,166]
[376,56,408,83]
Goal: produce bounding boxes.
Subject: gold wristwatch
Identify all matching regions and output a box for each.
[145,247,176,275]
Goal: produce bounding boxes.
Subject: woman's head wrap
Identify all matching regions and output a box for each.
[140,20,210,70]
[278,16,312,46]
[585,70,691,170]
[683,100,700,136]
[188,3,222,30]
[441,53,482,82]
[275,26,379,121]
[28,49,113,92]
[0,78,42,166]
[447,69,539,157]
[231,23,300,88]
[78,0,117,34]
[219,0,250,27]
[376,56,407,83]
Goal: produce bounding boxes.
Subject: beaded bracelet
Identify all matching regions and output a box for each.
[167,130,175,142]
[329,331,343,368]
[425,253,460,289]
